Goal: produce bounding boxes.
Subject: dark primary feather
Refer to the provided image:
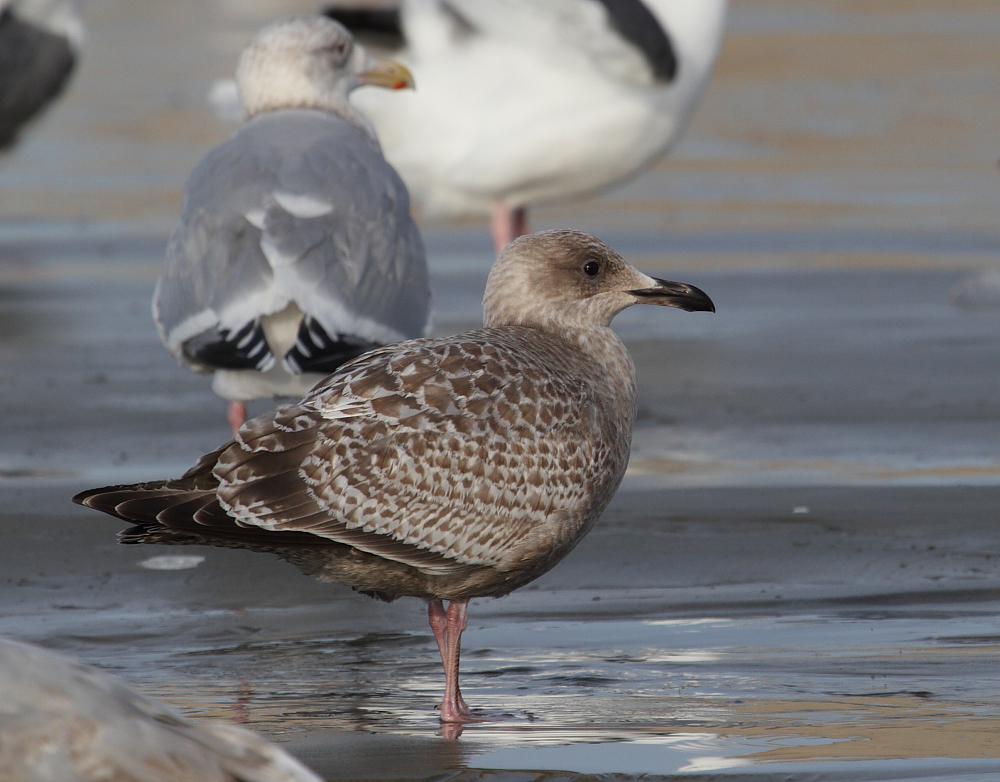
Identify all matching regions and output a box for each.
[596,0,677,82]
[285,317,380,374]
[0,7,76,150]
[183,319,273,371]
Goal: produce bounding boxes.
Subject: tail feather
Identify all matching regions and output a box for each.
[73,482,200,523]
[152,494,227,528]
[73,477,339,550]
[72,442,231,524]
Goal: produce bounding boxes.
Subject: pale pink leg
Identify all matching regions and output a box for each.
[490,203,530,255]
[428,599,449,666]
[427,598,473,722]
[227,400,246,434]
[440,599,472,722]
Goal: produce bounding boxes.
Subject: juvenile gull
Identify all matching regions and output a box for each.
[75,229,715,723]
[335,0,728,252]
[155,16,429,433]
[0,638,321,782]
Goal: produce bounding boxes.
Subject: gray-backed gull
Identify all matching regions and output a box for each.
[154,16,429,433]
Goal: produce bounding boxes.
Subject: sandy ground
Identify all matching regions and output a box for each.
[2,1,1000,780]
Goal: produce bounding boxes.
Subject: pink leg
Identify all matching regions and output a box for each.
[427,598,473,722]
[490,203,530,255]
[441,599,472,722]
[428,599,449,666]
[227,400,246,434]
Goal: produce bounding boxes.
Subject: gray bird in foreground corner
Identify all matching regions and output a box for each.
[0,638,321,782]
[155,15,429,434]
[76,230,715,725]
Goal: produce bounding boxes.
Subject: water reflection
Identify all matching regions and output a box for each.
[106,606,999,775]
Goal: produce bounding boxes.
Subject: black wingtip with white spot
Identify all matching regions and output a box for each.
[183,320,274,371]
[284,317,381,375]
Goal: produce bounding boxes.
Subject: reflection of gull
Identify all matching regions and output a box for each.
[0,638,321,782]
[155,16,429,433]
[77,229,715,724]
[336,0,728,252]
[0,0,83,151]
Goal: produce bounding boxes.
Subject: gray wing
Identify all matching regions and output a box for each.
[153,109,429,374]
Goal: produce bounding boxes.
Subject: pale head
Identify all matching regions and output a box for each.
[236,16,414,121]
[482,230,714,336]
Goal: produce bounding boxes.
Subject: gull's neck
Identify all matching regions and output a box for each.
[238,72,380,145]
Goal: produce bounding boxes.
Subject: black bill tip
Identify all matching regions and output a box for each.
[630,277,716,313]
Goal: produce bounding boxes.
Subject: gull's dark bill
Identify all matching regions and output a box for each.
[630,277,716,313]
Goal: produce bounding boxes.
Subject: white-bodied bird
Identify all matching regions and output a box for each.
[337,0,728,252]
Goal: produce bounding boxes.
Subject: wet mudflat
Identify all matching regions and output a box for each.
[2,1,1000,780]
[3,232,999,780]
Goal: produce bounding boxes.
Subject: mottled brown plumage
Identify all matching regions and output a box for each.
[74,229,714,723]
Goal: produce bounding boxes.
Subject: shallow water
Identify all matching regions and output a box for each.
[2,0,1000,780]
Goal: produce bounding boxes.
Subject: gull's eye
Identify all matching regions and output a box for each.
[583,261,600,277]
[327,40,351,62]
